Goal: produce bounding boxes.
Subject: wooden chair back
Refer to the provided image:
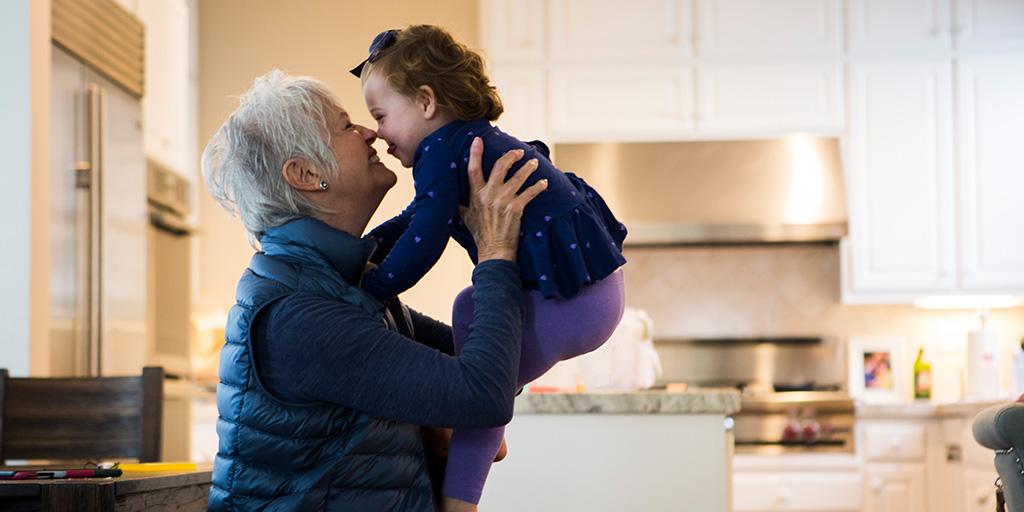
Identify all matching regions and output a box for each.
[0,367,163,463]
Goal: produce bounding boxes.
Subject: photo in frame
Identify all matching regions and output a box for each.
[847,336,909,403]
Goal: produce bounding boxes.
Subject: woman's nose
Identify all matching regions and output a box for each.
[357,125,377,145]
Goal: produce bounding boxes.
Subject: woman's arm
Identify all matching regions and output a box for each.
[255,260,521,428]
[405,306,455,355]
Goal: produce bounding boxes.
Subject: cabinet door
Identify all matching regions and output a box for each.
[696,0,842,57]
[847,0,952,55]
[733,471,862,511]
[954,0,1024,51]
[864,464,928,512]
[962,466,1000,512]
[845,60,956,295]
[490,66,546,143]
[479,0,545,62]
[956,54,1024,291]
[548,65,695,141]
[548,0,693,61]
[696,61,843,135]
[137,0,190,175]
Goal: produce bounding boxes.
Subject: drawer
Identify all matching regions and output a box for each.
[863,423,927,462]
[733,471,862,511]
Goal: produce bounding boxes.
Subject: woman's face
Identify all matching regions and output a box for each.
[327,107,397,206]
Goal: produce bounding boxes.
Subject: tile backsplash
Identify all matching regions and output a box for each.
[621,244,1024,400]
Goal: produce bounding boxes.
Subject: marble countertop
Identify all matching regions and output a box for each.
[857,399,1009,419]
[514,388,741,415]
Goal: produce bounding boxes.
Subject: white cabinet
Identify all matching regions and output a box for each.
[844,60,956,295]
[954,0,1024,51]
[955,54,1024,291]
[479,0,545,62]
[847,0,952,54]
[490,66,546,142]
[136,0,190,176]
[863,464,929,512]
[548,0,693,60]
[697,0,842,57]
[696,61,843,135]
[963,466,1001,512]
[733,470,862,511]
[548,65,695,141]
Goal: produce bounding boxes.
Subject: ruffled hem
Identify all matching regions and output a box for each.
[518,173,627,299]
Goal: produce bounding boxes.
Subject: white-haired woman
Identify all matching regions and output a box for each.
[203,70,545,512]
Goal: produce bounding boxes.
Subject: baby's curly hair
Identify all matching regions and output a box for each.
[362,25,503,121]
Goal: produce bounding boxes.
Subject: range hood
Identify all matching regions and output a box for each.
[554,136,847,245]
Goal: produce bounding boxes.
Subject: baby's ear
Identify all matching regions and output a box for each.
[417,85,439,119]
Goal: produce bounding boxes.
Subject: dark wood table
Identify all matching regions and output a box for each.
[0,465,211,511]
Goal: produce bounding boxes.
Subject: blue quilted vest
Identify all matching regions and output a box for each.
[208,217,436,511]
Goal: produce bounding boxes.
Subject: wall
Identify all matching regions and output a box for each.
[196,0,480,333]
[0,0,50,376]
[623,245,1024,401]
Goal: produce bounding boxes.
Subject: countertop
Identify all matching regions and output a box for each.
[857,398,1009,419]
[514,388,741,415]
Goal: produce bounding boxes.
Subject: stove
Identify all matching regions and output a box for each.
[655,336,855,454]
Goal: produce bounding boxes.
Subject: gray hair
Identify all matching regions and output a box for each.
[201,70,341,247]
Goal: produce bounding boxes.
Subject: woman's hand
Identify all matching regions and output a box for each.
[462,137,547,263]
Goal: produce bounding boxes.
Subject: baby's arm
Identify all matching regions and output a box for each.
[362,161,460,300]
[367,204,414,265]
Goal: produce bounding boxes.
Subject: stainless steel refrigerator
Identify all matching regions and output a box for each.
[49,44,148,377]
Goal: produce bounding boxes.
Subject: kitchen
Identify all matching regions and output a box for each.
[2,0,1023,511]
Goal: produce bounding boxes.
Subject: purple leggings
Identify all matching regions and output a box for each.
[443,270,625,504]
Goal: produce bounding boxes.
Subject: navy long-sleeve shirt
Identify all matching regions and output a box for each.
[362,120,628,301]
[252,259,523,429]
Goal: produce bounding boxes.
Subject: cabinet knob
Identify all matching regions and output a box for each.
[870,479,883,491]
[976,487,991,503]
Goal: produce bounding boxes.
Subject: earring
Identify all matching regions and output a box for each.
[319,180,329,191]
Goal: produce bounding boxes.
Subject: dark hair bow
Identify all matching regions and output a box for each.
[349,29,399,78]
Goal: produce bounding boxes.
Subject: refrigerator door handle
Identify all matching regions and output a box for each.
[84,83,105,377]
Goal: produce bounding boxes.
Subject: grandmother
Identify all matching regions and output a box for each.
[202,70,546,511]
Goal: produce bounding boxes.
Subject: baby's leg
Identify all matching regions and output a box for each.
[443,271,625,504]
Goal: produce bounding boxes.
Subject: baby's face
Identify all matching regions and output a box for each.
[363,72,435,168]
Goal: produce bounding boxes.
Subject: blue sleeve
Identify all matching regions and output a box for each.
[251,260,523,428]
[361,149,461,300]
[366,204,414,265]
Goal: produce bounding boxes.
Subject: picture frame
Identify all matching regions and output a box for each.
[847,336,909,403]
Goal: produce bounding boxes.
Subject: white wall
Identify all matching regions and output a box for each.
[0,0,49,376]
[196,1,480,339]
[0,1,32,376]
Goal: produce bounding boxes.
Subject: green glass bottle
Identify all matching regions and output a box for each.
[913,347,932,400]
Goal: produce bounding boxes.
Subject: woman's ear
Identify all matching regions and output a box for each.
[281,158,324,191]
[417,85,439,120]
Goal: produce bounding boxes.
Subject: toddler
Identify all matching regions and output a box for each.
[351,25,627,509]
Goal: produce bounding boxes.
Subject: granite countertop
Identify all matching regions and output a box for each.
[857,399,1009,419]
[514,388,741,415]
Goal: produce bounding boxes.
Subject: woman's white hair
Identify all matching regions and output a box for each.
[202,70,341,247]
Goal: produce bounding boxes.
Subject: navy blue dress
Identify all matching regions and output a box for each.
[363,119,627,300]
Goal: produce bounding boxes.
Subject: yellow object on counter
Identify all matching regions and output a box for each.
[117,462,198,472]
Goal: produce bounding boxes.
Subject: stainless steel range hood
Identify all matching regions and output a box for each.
[554,136,847,245]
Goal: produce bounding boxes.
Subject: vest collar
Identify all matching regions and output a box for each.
[260,217,377,285]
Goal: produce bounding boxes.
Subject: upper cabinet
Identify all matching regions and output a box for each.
[136,0,191,177]
[549,64,695,141]
[479,0,545,62]
[696,0,842,57]
[954,0,1024,51]
[843,60,956,296]
[696,61,843,134]
[847,0,952,54]
[480,0,1024,302]
[955,54,1024,290]
[548,0,693,60]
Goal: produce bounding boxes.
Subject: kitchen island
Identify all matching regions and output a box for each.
[479,389,741,512]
